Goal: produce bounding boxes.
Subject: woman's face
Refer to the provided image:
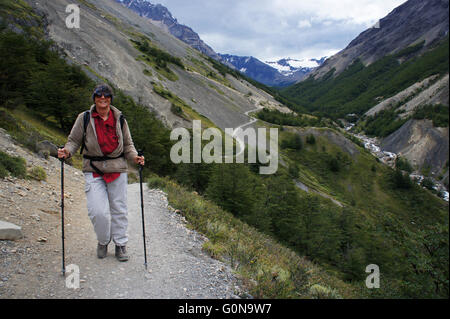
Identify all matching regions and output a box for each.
[94,94,111,110]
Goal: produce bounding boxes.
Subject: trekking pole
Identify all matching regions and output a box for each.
[138,149,148,270]
[59,147,66,276]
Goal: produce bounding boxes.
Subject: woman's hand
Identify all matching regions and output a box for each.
[58,148,70,159]
[134,155,145,166]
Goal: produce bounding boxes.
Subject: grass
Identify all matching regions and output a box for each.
[77,0,98,11]
[0,107,83,170]
[152,82,218,129]
[187,56,233,89]
[0,150,27,179]
[131,37,183,82]
[146,174,358,299]
[28,165,47,181]
[0,0,44,38]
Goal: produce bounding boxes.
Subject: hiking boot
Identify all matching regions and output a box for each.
[97,243,108,259]
[115,245,129,262]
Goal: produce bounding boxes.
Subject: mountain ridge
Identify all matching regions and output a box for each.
[114,0,325,87]
[309,0,449,80]
[219,54,325,87]
[115,0,220,60]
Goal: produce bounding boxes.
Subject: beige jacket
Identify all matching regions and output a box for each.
[65,104,138,173]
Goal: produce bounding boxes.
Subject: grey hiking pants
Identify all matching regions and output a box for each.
[84,172,128,246]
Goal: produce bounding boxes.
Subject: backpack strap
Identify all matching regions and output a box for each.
[82,153,125,176]
[80,111,90,155]
[120,114,125,130]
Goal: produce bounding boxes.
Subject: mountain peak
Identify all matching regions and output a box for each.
[115,0,219,59]
[219,54,325,87]
[310,0,449,79]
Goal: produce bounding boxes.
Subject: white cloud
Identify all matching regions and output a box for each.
[270,0,406,25]
[297,19,312,29]
[154,0,408,61]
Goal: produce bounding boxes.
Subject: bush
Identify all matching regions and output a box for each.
[0,165,8,178]
[391,168,412,189]
[413,104,449,127]
[28,165,46,181]
[309,284,342,299]
[306,134,316,145]
[328,156,340,172]
[396,156,413,173]
[170,103,183,116]
[0,151,27,178]
[147,175,167,189]
[281,133,303,150]
[288,163,299,178]
[421,177,435,190]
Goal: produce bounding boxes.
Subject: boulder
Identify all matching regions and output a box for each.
[36,140,58,158]
[0,220,23,240]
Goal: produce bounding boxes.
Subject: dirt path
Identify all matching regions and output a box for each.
[0,130,241,299]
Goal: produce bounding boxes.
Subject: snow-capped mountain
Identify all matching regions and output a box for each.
[220,54,326,87]
[264,57,327,77]
[115,0,325,87]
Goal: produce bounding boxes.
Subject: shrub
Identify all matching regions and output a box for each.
[396,156,413,173]
[309,284,342,299]
[28,165,46,181]
[147,175,167,189]
[306,134,316,145]
[170,103,183,116]
[288,163,299,178]
[328,156,340,172]
[421,177,435,190]
[281,133,303,150]
[413,104,449,128]
[391,168,412,189]
[0,151,27,178]
[0,165,8,178]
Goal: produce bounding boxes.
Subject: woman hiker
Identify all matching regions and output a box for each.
[58,83,145,262]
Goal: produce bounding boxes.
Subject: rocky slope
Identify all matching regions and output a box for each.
[364,74,449,117]
[25,0,285,131]
[381,119,449,177]
[114,0,220,60]
[362,72,449,177]
[309,0,449,79]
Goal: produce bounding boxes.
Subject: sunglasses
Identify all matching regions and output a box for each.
[93,92,112,99]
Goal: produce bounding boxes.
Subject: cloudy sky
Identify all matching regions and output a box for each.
[154,0,407,62]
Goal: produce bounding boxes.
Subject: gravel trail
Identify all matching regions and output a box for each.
[0,130,241,299]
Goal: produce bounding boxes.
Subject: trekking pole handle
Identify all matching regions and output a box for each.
[137,149,145,169]
[58,146,66,162]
